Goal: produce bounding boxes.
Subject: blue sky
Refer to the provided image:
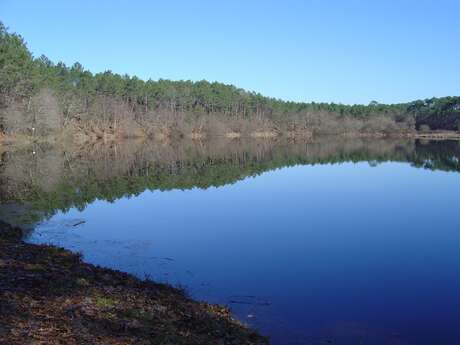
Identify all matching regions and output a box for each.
[1,0,459,104]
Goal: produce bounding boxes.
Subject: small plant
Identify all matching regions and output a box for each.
[95,296,116,308]
[76,278,89,287]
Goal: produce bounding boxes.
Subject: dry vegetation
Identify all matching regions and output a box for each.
[1,91,316,144]
[3,91,423,145]
[0,221,267,345]
[2,22,460,145]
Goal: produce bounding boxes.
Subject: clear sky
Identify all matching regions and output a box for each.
[1,0,459,105]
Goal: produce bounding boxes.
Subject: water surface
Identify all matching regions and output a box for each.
[2,138,460,344]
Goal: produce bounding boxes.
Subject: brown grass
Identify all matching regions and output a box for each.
[188,132,207,140]
[0,222,267,345]
[250,131,279,138]
[225,132,242,139]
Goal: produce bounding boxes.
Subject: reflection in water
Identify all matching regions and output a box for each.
[1,138,460,345]
[1,137,459,225]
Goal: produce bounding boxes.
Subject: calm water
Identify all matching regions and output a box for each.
[2,138,460,344]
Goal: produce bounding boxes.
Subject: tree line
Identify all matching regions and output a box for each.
[1,22,459,137]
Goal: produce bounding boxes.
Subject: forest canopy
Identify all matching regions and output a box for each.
[1,22,460,137]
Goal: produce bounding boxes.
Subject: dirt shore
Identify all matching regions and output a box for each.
[411,131,460,140]
[0,221,267,345]
[1,129,459,147]
[340,130,460,140]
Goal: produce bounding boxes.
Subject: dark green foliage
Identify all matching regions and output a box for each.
[408,97,460,130]
[0,22,37,106]
[0,22,459,132]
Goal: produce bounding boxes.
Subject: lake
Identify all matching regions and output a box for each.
[2,137,460,344]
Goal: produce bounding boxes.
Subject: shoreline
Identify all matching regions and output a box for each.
[0,221,267,345]
[1,130,459,147]
[411,132,460,140]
